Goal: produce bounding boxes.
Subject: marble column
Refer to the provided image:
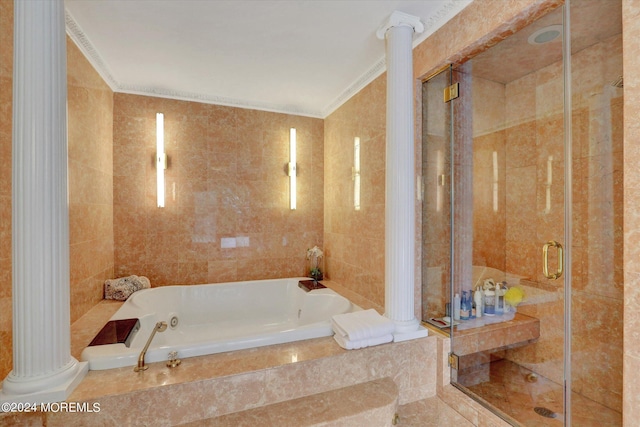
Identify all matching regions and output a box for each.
[0,0,87,403]
[377,11,429,340]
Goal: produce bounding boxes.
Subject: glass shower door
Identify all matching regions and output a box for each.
[421,66,453,328]
[438,4,570,425]
[424,1,624,425]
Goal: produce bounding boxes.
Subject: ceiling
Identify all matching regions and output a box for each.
[470,0,622,85]
[64,0,471,118]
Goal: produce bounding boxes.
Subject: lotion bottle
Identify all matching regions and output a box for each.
[474,286,483,318]
[453,293,461,320]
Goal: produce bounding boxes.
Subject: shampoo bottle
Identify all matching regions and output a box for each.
[474,286,483,318]
[453,293,461,320]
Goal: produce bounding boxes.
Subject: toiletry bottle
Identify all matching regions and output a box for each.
[460,291,470,320]
[474,286,483,318]
[495,282,503,314]
[453,293,461,320]
[484,289,495,315]
[500,281,509,313]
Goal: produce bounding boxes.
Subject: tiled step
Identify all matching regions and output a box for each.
[178,377,399,427]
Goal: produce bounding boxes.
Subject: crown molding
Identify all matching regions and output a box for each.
[320,56,387,118]
[321,0,471,118]
[65,9,119,91]
[117,85,323,118]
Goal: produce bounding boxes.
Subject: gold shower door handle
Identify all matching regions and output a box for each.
[542,241,564,280]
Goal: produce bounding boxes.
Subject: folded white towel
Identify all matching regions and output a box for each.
[331,309,395,342]
[333,332,393,350]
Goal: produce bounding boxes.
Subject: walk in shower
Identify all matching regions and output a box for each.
[421,1,622,425]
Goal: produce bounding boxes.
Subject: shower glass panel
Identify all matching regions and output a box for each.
[421,66,453,325]
[421,0,622,425]
[450,5,569,422]
[568,0,623,422]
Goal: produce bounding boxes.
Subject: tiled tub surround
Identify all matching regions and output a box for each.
[18,281,435,426]
[0,282,515,426]
[81,278,357,370]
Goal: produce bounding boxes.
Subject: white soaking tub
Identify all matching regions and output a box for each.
[81,277,358,370]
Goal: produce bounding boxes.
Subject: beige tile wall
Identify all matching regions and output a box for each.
[112,94,324,285]
[323,76,386,307]
[67,39,115,324]
[0,0,13,382]
[623,1,640,425]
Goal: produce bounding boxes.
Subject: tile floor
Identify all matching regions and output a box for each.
[458,359,622,426]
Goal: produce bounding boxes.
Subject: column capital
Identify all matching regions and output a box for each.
[376,10,424,40]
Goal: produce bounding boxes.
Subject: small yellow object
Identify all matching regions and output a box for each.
[504,287,524,307]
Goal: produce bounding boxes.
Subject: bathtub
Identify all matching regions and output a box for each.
[81,277,358,370]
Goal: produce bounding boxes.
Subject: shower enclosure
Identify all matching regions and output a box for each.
[421,1,622,425]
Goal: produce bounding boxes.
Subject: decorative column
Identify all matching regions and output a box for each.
[377,11,429,340]
[1,0,87,403]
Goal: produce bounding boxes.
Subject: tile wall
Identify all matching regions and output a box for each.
[67,37,115,324]
[622,1,640,424]
[112,94,323,285]
[323,76,387,307]
[0,0,13,382]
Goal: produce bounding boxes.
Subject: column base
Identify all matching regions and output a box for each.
[0,361,88,406]
[393,325,429,343]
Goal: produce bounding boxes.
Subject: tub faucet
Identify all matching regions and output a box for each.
[134,321,168,372]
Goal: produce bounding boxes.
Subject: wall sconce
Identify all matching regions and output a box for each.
[492,151,499,213]
[288,128,297,210]
[156,113,167,208]
[545,155,553,214]
[353,137,361,211]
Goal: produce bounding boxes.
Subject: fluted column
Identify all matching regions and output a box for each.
[1,0,87,403]
[377,11,428,340]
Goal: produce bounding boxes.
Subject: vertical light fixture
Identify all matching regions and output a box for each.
[545,155,553,214]
[289,128,297,210]
[353,137,361,210]
[492,151,499,212]
[156,113,166,208]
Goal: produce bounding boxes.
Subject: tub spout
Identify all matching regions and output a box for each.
[134,321,168,372]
